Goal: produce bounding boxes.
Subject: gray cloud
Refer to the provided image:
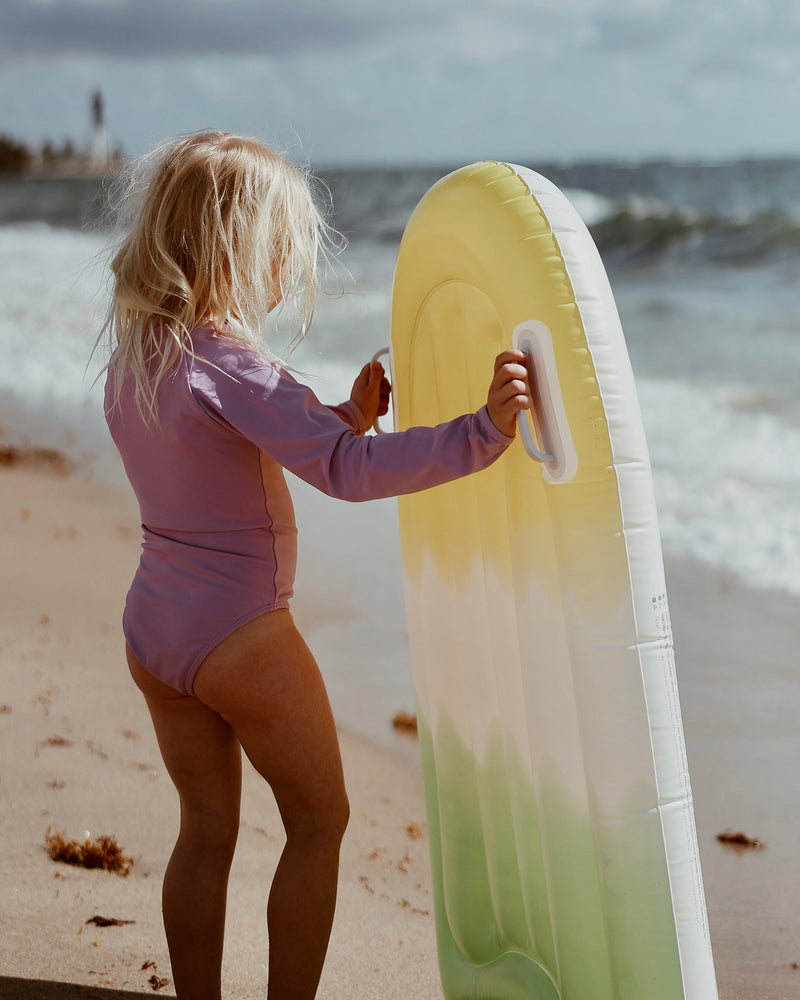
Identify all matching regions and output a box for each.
[591,12,680,53]
[6,0,790,68]
[0,0,697,62]
[3,0,800,163]
[0,0,392,57]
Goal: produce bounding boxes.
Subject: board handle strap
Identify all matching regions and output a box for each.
[513,320,578,484]
[370,347,391,434]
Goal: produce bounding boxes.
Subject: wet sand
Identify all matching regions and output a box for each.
[666,557,800,998]
[0,462,798,999]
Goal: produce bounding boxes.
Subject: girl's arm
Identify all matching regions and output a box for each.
[340,354,526,439]
[192,350,526,503]
[326,360,391,434]
[326,399,368,434]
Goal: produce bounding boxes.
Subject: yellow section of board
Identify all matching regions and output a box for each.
[393,161,625,609]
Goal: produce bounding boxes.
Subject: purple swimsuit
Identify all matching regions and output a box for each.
[105,325,511,694]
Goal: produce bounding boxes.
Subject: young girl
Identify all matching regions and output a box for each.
[102,131,530,1000]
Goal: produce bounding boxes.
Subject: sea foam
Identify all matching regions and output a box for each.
[1,223,797,598]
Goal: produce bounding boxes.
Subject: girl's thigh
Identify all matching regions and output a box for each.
[127,647,242,833]
[192,609,349,836]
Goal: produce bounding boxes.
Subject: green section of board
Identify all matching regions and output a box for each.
[417,711,684,1000]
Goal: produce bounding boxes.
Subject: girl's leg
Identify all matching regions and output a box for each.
[192,609,349,1000]
[128,649,242,1000]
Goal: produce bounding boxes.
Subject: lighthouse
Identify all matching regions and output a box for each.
[88,89,110,170]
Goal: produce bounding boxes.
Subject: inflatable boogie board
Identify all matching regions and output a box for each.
[389,163,718,1000]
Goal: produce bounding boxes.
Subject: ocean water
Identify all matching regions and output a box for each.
[1,162,798,745]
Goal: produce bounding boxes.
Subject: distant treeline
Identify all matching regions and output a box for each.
[0,132,121,175]
[0,135,34,174]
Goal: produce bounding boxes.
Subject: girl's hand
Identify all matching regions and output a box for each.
[351,361,391,429]
[487,349,530,437]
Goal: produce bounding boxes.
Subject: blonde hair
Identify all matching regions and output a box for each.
[101,130,340,422]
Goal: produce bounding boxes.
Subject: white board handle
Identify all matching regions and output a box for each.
[370,346,391,434]
[513,320,578,484]
[517,408,554,464]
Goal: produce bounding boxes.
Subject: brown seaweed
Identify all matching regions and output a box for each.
[716,829,766,851]
[392,711,418,734]
[0,445,72,475]
[44,828,134,875]
[86,915,136,927]
[41,735,73,748]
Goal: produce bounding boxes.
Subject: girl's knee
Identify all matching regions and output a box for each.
[286,789,350,849]
[180,807,240,859]
[315,788,350,846]
[333,790,350,841]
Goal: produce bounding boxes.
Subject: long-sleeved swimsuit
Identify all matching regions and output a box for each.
[105,325,512,694]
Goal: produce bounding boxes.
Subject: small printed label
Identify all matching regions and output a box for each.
[651,591,672,639]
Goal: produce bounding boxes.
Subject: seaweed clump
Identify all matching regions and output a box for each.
[45,828,134,875]
[392,710,418,734]
[716,829,766,851]
[0,445,72,476]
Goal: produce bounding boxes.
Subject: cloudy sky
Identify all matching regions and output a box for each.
[1,0,799,166]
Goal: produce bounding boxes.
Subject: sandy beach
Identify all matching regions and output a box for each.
[1,457,798,1000]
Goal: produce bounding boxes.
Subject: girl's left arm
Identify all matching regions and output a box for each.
[327,399,368,434]
[326,360,391,434]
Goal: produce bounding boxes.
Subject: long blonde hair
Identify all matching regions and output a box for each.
[102,130,340,422]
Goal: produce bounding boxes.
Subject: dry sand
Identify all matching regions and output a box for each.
[0,459,798,999]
